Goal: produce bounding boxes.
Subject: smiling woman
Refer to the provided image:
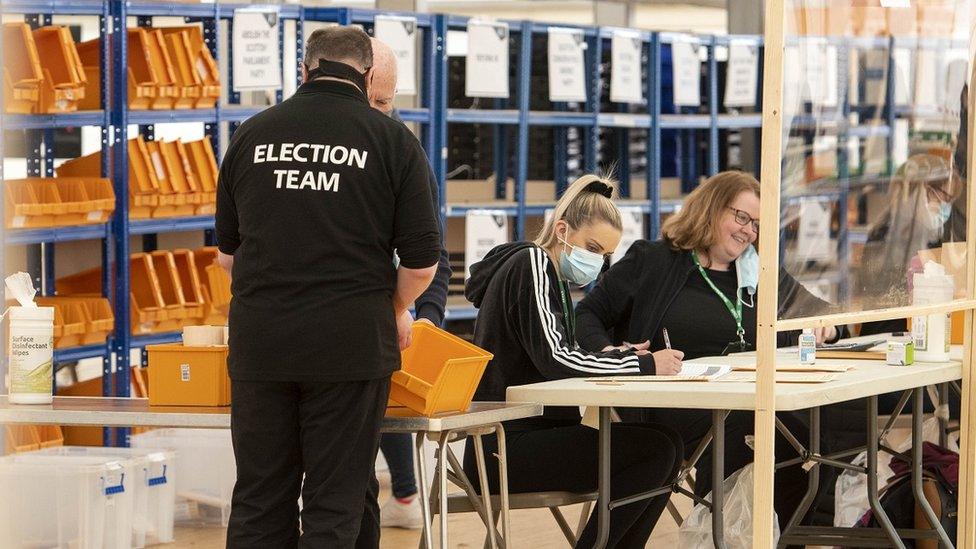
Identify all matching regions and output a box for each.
[575,170,847,528]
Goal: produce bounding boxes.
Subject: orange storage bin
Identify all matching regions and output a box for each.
[145,140,195,217]
[1,177,111,228]
[36,425,64,448]
[36,296,114,345]
[184,137,218,214]
[2,23,43,113]
[146,29,179,109]
[5,178,58,228]
[5,425,41,453]
[205,263,232,315]
[35,297,87,348]
[173,249,207,322]
[146,344,231,406]
[389,323,493,416]
[194,247,228,325]
[32,26,87,113]
[159,26,219,108]
[56,137,160,219]
[76,36,156,110]
[160,29,201,109]
[150,251,192,330]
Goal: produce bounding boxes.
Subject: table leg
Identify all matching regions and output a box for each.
[711,409,726,549]
[867,395,907,549]
[782,407,821,543]
[595,406,612,549]
[438,432,450,549]
[473,431,499,549]
[939,383,949,449]
[913,387,955,548]
[494,423,511,546]
[415,432,433,549]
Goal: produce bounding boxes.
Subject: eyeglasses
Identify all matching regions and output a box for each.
[727,207,759,233]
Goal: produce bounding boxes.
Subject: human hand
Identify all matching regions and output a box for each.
[812,326,837,345]
[396,309,414,350]
[652,349,684,376]
[600,340,651,353]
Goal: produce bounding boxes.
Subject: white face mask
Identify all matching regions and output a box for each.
[735,244,759,308]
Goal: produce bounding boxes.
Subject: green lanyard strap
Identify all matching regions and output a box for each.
[557,280,576,345]
[691,251,746,345]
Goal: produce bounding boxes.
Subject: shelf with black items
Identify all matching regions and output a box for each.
[1,0,302,446]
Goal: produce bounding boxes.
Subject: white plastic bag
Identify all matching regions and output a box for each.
[679,464,780,548]
[833,416,958,527]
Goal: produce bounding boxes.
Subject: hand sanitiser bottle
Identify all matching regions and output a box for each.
[799,329,816,364]
[5,272,55,404]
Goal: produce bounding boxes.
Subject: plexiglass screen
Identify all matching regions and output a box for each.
[778,0,974,321]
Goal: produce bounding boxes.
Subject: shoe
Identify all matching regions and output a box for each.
[380,496,423,529]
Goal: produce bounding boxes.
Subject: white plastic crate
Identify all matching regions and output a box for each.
[0,454,135,549]
[131,428,236,526]
[33,446,177,547]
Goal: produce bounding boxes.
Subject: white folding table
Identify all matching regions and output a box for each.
[0,397,542,549]
[508,354,962,549]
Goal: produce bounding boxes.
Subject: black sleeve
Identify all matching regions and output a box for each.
[414,165,452,325]
[575,241,644,352]
[215,130,242,255]
[392,135,441,269]
[776,269,847,346]
[514,248,654,378]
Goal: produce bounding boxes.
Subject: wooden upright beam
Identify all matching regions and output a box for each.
[754,0,786,545]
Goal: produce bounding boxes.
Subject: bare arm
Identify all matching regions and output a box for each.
[218,251,234,277]
[393,264,437,315]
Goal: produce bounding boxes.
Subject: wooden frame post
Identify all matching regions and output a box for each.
[754,0,786,545]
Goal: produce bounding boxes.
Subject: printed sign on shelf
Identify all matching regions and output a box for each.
[465,211,510,278]
[612,208,645,264]
[610,30,643,104]
[798,198,832,262]
[232,6,282,92]
[375,16,418,95]
[724,40,759,108]
[547,27,587,102]
[466,20,510,98]
[671,36,701,107]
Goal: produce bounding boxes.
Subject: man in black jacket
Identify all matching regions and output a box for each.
[216,27,440,548]
[367,37,453,530]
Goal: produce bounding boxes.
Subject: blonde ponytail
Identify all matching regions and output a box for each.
[533,174,622,248]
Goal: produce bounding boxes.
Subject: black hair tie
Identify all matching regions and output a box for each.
[585,181,613,199]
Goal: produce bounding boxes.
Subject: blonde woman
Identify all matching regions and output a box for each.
[576,170,842,527]
[463,175,683,548]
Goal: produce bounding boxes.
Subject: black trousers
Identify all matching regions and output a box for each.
[226,377,390,549]
[462,423,683,549]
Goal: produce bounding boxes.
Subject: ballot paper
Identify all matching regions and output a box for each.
[720,371,842,384]
[731,363,853,373]
[585,363,731,383]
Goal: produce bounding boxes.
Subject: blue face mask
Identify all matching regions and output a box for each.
[558,235,605,286]
[735,244,759,307]
[931,202,952,230]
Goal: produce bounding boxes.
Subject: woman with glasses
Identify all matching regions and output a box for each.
[575,170,843,528]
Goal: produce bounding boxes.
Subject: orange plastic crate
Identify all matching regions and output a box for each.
[159,26,219,108]
[2,23,43,113]
[35,297,87,348]
[146,344,231,406]
[5,425,41,453]
[159,140,202,206]
[193,247,227,325]
[184,138,218,214]
[172,249,206,322]
[149,251,191,331]
[205,263,231,315]
[161,29,202,109]
[32,26,87,113]
[56,137,160,219]
[146,29,179,109]
[389,323,493,416]
[36,425,65,449]
[145,140,195,217]
[36,296,114,346]
[5,179,58,228]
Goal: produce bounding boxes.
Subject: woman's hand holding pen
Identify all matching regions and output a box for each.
[653,327,683,375]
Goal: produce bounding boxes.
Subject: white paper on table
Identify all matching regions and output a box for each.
[374,15,418,95]
[611,207,645,264]
[670,36,701,107]
[610,29,643,104]
[724,40,759,108]
[464,210,510,278]
[466,20,510,98]
[547,27,587,102]
[679,363,732,378]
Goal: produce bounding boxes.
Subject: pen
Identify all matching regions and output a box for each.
[663,328,672,350]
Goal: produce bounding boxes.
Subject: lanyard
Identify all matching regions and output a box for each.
[691,251,746,345]
[557,280,576,345]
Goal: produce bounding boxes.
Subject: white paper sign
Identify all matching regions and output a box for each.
[466,20,510,98]
[232,7,281,92]
[893,48,912,105]
[803,39,838,107]
[375,16,418,95]
[914,50,937,108]
[783,46,802,116]
[671,37,701,107]
[611,208,645,264]
[724,40,759,108]
[610,30,642,104]
[465,210,510,278]
[798,199,832,261]
[547,27,587,102]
